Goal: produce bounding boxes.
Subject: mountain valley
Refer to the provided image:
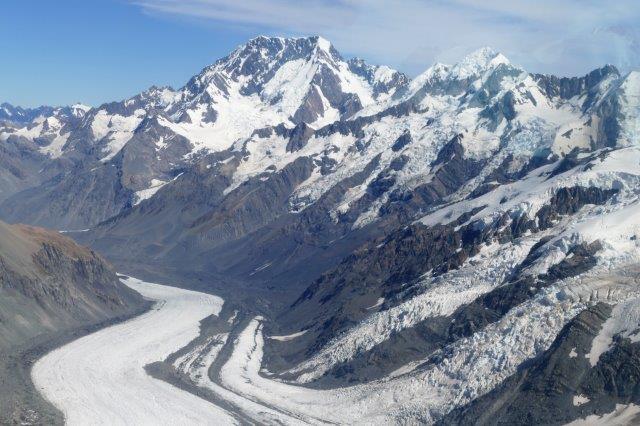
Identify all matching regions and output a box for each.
[1,35,640,424]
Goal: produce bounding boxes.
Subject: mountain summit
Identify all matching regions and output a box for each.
[2,35,640,424]
[0,36,635,229]
[450,46,511,78]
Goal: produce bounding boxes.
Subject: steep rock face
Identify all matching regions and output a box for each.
[439,300,640,425]
[0,220,142,350]
[1,37,640,424]
[67,47,637,335]
[0,36,409,229]
[270,186,615,380]
[1,40,633,234]
[0,160,135,229]
[0,135,50,204]
[439,303,614,425]
[533,65,620,105]
[0,220,144,424]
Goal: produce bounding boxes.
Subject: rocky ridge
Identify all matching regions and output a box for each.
[1,36,640,424]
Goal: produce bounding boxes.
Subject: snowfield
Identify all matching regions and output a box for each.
[31,277,235,426]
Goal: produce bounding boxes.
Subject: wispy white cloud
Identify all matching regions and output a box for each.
[133,0,640,76]
[134,0,358,31]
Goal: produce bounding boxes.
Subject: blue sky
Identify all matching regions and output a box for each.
[0,0,256,107]
[2,0,639,107]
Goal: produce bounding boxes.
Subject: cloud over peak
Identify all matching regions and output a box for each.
[134,0,640,77]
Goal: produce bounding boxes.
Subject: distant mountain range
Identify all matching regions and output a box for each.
[2,35,640,423]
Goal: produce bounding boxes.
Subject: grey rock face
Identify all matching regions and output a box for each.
[0,135,50,204]
[0,222,143,347]
[439,303,614,425]
[293,85,326,124]
[347,58,410,99]
[2,38,639,424]
[274,185,615,383]
[188,156,315,245]
[0,36,414,231]
[391,130,412,152]
[0,103,57,126]
[0,160,134,230]
[592,88,623,149]
[118,116,192,191]
[285,123,315,152]
[0,220,144,425]
[533,65,619,104]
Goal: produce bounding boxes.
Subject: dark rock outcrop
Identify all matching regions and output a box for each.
[277,185,616,383]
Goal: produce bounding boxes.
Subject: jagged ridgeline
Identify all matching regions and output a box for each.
[1,35,640,423]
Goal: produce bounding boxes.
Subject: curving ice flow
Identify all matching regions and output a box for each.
[31,277,236,426]
[29,272,640,424]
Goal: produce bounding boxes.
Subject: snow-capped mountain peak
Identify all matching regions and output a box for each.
[215,35,342,82]
[407,62,451,94]
[70,103,91,118]
[5,34,640,426]
[450,46,511,80]
[165,35,407,136]
[3,37,635,235]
